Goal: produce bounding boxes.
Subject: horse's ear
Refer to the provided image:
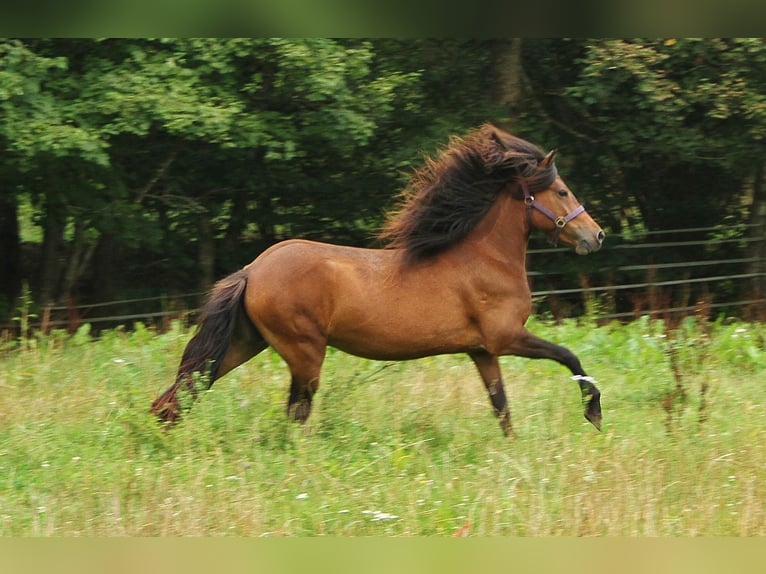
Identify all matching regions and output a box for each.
[540,149,557,167]
[489,128,508,151]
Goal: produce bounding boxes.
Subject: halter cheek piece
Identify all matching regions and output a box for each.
[518,177,586,245]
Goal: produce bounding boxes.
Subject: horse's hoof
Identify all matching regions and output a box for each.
[499,420,515,438]
[287,400,312,423]
[582,389,602,431]
[585,411,602,431]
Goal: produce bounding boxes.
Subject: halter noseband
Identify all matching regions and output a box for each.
[518,177,586,245]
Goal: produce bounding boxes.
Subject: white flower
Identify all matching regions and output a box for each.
[364,509,398,521]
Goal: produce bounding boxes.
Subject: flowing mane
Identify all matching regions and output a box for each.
[378,123,558,261]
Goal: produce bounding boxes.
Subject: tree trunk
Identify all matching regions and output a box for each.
[39,214,65,305]
[255,193,278,247]
[224,193,247,247]
[0,191,21,314]
[746,163,766,308]
[492,38,524,122]
[198,215,215,294]
[60,220,99,301]
[91,233,121,303]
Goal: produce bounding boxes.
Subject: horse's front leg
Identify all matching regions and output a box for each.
[469,351,513,437]
[505,328,602,430]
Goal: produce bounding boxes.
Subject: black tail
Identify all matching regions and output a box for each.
[152,269,250,423]
[178,269,250,384]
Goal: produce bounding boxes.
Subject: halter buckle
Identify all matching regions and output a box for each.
[555,216,567,228]
[524,196,535,206]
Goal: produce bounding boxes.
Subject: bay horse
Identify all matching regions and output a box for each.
[152,124,605,436]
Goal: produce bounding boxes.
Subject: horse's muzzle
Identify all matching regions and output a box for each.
[575,229,605,255]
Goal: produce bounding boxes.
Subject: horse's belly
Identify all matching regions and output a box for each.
[327,305,480,360]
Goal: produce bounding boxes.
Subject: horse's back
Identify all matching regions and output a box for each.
[245,239,387,287]
[241,239,389,339]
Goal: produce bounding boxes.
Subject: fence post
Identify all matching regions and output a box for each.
[41,304,51,334]
[746,164,766,317]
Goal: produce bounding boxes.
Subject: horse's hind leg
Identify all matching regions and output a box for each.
[215,310,269,382]
[271,337,327,424]
[470,351,512,437]
[287,372,321,423]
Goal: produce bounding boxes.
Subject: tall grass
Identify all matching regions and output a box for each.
[0,317,764,536]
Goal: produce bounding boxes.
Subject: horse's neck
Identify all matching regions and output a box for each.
[462,192,529,266]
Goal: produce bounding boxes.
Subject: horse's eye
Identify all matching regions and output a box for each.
[558,190,568,197]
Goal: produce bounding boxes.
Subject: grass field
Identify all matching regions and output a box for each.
[0,316,764,536]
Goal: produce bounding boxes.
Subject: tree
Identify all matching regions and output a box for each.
[0,39,107,309]
[525,38,766,231]
[2,38,764,321]
[1,38,424,310]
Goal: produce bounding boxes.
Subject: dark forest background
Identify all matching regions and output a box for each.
[1,39,764,322]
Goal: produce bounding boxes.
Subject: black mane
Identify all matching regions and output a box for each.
[378,123,558,261]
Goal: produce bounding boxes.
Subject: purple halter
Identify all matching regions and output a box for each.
[518,177,586,245]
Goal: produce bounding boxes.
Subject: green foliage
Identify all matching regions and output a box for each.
[521,38,766,235]
[0,40,109,167]
[9,282,36,351]
[567,38,766,166]
[0,320,764,535]
[2,38,439,306]
[2,38,765,312]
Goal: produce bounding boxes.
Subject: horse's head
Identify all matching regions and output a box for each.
[519,150,605,255]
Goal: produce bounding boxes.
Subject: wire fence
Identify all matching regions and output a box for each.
[2,224,765,336]
[526,223,765,322]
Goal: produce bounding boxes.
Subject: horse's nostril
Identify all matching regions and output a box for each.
[597,230,605,243]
